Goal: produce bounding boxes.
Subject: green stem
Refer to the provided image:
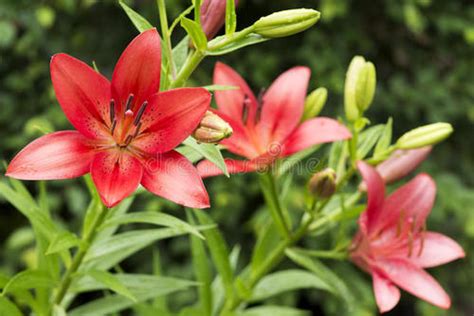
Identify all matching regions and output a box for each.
[169,50,205,88]
[157,0,176,84]
[52,204,108,309]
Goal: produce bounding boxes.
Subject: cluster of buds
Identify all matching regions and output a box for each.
[344,56,376,122]
[193,111,233,144]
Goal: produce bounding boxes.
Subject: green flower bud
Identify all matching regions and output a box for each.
[308,168,337,199]
[344,56,376,121]
[193,111,233,144]
[253,9,320,38]
[396,123,453,149]
[302,87,327,121]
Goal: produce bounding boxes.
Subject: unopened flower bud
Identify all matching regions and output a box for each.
[201,0,239,40]
[378,146,431,184]
[253,9,320,38]
[302,87,327,121]
[396,123,453,149]
[344,56,376,121]
[308,168,337,199]
[193,111,233,144]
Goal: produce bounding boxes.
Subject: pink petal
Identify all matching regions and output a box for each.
[257,67,310,145]
[213,62,259,126]
[381,174,435,233]
[282,117,352,156]
[141,151,209,208]
[376,146,432,184]
[197,158,257,178]
[132,88,211,154]
[201,0,239,39]
[6,131,94,180]
[372,271,401,313]
[409,232,465,268]
[357,161,386,235]
[50,54,111,139]
[111,29,161,116]
[377,258,451,309]
[91,151,143,208]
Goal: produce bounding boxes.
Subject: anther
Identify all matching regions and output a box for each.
[242,95,250,123]
[133,101,148,126]
[133,122,142,138]
[109,99,115,124]
[125,94,134,111]
[111,120,117,135]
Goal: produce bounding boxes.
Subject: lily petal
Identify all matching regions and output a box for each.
[258,66,310,145]
[409,232,465,268]
[282,117,352,156]
[91,151,143,208]
[141,151,209,208]
[50,54,111,139]
[381,173,435,233]
[197,158,257,178]
[372,271,401,313]
[357,161,386,235]
[133,88,211,154]
[214,62,259,126]
[377,258,451,309]
[6,131,94,180]
[111,29,161,115]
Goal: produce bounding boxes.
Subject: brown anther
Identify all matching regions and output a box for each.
[125,94,134,111]
[133,101,148,126]
[109,99,115,124]
[242,95,250,123]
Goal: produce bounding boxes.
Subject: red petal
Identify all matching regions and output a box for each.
[409,232,465,268]
[91,151,143,208]
[197,158,257,178]
[213,62,259,126]
[141,151,209,208]
[377,258,451,309]
[372,271,401,313]
[257,67,310,145]
[381,174,435,233]
[132,88,211,154]
[111,29,161,115]
[50,54,111,139]
[357,161,386,235]
[282,117,352,156]
[6,131,94,180]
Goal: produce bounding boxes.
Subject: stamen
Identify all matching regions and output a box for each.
[125,94,134,111]
[417,222,427,257]
[255,88,265,124]
[242,95,249,123]
[133,101,148,126]
[133,122,142,138]
[407,230,414,257]
[109,99,115,124]
[111,120,117,135]
[124,135,133,146]
[257,88,266,104]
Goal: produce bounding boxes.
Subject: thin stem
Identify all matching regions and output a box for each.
[169,50,205,88]
[157,0,176,84]
[52,205,108,308]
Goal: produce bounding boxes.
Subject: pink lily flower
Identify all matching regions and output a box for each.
[197,62,351,177]
[351,161,465,313]
[6,29,211,208]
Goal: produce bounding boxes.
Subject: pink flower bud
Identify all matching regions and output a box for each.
[308,168,337,199]
[193,111,233,144]
[200,0,239,39]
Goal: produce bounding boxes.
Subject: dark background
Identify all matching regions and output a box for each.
[0,0,473,315]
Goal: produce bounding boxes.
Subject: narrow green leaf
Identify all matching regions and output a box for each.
[182,137,229,176]
[181,17,207,51]
[357,124,385,159]
[374,117,393,157]
[2,270,55,295]
[202,84,238,91]
[250,269,332,302]
[119,0,154,33]
[101,211,204,239]
[238,305,310,316]
[207,33,268,56]
[46,231,80,255]
[0,297,22,316]
[172,36,189,72]
[52,305,67,316]
[250,222,281,277]
[86,269,137,301]
[225,0,237,35]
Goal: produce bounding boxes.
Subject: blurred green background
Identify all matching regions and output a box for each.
[0,0,473,315]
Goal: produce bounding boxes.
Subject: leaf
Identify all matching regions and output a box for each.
[46,231,80,255]
[225,0,237,35]
[250,269,332,302]
[285,248,354,306]
[86,269,136,301]
[194,209,235,304]
[0,297,22,316]
[182,137,229,176]
[2,270,55,294]
[357,124,385,159]
[374,117,393,157]
[181,18,207,51]
[250,222,281,277]
[237,306,310,316]
[202,84,238,91]
[328,141,348,178]
[207,33,268,56]
[52,305,67,316]
[101,211,204,239]
[172,36,189,73]
[69,274,197,316]
[119,0,154,33]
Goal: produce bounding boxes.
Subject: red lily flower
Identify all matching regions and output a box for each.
[351,161,465,313]
[197,62,352,177]
[6,29,211,208]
